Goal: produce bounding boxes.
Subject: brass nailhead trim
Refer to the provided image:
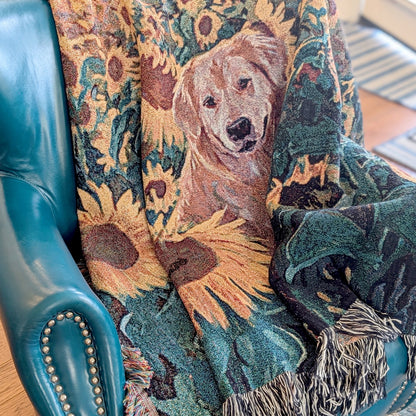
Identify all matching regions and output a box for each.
[40,311,105,415]
[398,383,416,411]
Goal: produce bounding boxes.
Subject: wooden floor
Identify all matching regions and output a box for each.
[0,322,37,415]
[1,89,416,415]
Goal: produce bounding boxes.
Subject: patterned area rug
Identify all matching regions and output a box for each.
[343,20,416,110]
[373,127,416,177]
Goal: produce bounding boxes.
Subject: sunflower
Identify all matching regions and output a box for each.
[194,10,223,49]
[137,5,178,76]
[143,161,179,216]
[105,43,140,100]
[156,210,273,331]
[113,0,137,38]
[78,181,168,299]
[253,0,296,75]
[91,124,116,173]
[141,98,185,149]
[266,155,338,212]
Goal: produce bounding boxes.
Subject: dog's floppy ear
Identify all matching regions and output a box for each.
[236,32,287,90]
[172,63,201,139]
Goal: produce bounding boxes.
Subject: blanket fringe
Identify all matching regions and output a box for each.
[403,334,416,381]
[223,300,403,416]
[124,382,158,416]
[333,299,402,341]
[122,346,153,388]
[310,329,389,416]
[222,372,308,416]
[122,347,158,416]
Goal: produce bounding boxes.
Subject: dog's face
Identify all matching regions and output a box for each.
[194,54,274,153]
[173,32,287,156]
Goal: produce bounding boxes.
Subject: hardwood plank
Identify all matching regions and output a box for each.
[360,89,416,151]
[0,322,37,415]
[0,361,37,415]
[0,321,11,364]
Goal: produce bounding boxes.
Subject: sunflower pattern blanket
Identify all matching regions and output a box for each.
[48,0,416,414]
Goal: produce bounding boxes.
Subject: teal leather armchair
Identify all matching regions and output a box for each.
[0,0,125,415]
[0,1,415,415]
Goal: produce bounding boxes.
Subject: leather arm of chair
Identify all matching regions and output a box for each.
[0,176,125,416]
[358,337,415,415]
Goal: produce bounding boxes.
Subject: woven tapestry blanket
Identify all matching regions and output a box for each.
[48,0,416,414]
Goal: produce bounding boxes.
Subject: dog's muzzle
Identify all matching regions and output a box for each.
[227,116,268,153]
[227,117,251,142]
[227,117,257,153]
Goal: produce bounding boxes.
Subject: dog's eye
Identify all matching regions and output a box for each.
[238,77,251,90]
[203,96,216,108]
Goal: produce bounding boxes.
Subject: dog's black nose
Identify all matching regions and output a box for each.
[227,117,251,141]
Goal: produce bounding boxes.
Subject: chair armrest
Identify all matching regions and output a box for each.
[357,338,416,415]
[0,176,125,416]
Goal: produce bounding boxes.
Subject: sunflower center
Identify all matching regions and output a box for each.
[84,223,139,270]
[145,180,167,200]
[198,15,212,37]
[155,237,218,286]
[108,56,123,82]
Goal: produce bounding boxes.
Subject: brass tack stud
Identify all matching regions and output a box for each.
[86,347,94,355]
[88,357,96,365]
[82,329,89,337]
[62,403,71,411]
[94,386,101,395]
[44,356,53,364]
[79,322,86,329]
[97,407,105,415]
[84,338,92,346]
[90,367,98,375]
[59,394,67,402]
[91,376,99,385]
[47,320,56,327]
[46,366,55,374]
[56,314,64,321]
[95,397,103,405]
[44,328,52,336]
[42,337,50,345]
[42,346,50,354]
[66,312,74,319]
[51,375,59,383]
[55,385,63,393]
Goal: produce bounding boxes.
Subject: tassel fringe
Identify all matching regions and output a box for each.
[222,372,305,416]
[223,300,404,416]
[334,300,402,341]
[403,334,416,381]
[122,347,158,416]
[122,346,153,389]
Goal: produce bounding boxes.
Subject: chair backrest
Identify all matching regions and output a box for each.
[0,0,77,241]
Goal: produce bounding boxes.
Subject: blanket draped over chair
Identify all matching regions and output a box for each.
[48,0,416,414]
